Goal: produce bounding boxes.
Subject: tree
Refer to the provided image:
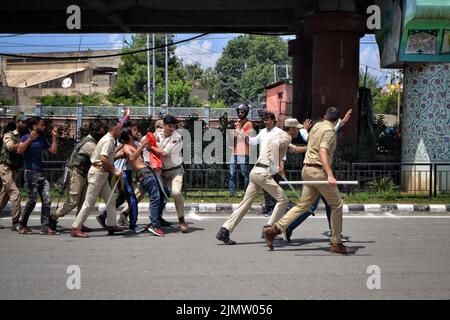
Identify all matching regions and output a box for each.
[184,62,204,84]
[35,91,107,106]
[214,35,290,105]
[108,34,187,106]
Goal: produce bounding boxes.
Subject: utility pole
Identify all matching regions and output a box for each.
[273,64,277,83]
[152,34,156,109]
[146,33,151,116]
[165,34,169,105]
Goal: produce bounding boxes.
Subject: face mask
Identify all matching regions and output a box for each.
[91,132,104,142]
[18,126,29,136]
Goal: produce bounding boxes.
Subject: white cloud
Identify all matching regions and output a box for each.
[108,34,123,49]
[175,40,222,69]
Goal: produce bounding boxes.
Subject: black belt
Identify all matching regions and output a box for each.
[162,165,182,172]
[255,163,269,169]
[304,164,322,169]
[136,167,154,183]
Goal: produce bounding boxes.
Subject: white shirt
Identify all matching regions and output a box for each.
[248,126,283,149]
[156,130,183,169]
[299,119,342,142]
[249,126,287,162]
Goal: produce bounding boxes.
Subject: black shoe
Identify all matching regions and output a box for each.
[96,212,107,228]
[285,228,292,242]
[48,219,58,232]
[0,225,4,229]
[11,223,20,232]
[81,225,93,233]
[159,217,172,227]
[216,227,236,245]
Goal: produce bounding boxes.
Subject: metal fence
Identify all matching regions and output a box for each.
[12,161,449,199]
[2,105,264,120]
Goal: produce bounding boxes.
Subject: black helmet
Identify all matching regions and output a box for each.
[236,103,249,117]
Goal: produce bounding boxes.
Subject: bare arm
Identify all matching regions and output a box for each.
[319,148,336,186]
[47,127,58,154]
[17,131,39,155]
[289,144,307,153]
[100,155,115,173]
[129,141,149,162]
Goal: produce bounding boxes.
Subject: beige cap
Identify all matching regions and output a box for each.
[284,118,303,129]
[155,119,164,128]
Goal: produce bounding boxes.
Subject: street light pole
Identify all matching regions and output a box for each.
[165,34,169,105]
[152,34,156,110]
[146,33,151,116]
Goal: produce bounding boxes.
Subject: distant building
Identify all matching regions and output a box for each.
[0,50,121,105]
[265,80,292,118]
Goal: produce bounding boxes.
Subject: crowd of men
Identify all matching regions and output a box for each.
[0,105,355,254]
[0,112,187,238]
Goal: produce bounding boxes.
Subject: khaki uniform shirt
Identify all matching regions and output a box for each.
[304,120,337,166]
[78,134,97,158]
[253,130,292,176]
[90,132,116,167]
[156,130,183,170]
[3,130,20,152]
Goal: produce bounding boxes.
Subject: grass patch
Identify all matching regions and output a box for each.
[19,189,450,205]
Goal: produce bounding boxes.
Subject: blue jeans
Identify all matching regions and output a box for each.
[139,173,162,228]
[121,170,138,230]
[287,196,331,233]
[20,171,51,232]
[229,155,250,194]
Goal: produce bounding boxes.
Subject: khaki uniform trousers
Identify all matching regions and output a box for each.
[0,164,21,223]
[54,168,88,218]
[223,169,288,233]
[72,167,117,229]
[162,167,184,218]
[275,166,343,244]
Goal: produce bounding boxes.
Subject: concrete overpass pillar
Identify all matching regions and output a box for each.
[289,35,312,121]
[304,12,365,143]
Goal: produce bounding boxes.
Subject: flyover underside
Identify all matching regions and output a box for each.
[0,0,373,33]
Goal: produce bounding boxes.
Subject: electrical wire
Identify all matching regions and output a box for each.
[0,33,210,60]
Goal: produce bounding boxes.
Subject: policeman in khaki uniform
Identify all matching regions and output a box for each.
[154,115,188,233]
[216,118,302,245]
[71,119,127,238]
[0,113,28,231]
[50,121,106,229]
[264,107,355,254]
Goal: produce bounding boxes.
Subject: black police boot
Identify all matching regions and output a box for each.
[216,227,236,245]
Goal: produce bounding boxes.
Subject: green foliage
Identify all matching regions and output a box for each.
[373,91,402,115]
[0,97,15,105]
[36,91,107,106]
[108,34,187,106]
[210,99,227,108]
[215,35,290,105]
[183,62,204,83]
[369,176,398,198]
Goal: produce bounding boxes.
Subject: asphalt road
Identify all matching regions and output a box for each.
[1,213,449,300]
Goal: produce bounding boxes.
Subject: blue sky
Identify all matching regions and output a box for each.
[0,33,387,81]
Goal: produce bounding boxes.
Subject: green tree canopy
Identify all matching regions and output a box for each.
[108,34,187,106]
[214,35,290,105]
